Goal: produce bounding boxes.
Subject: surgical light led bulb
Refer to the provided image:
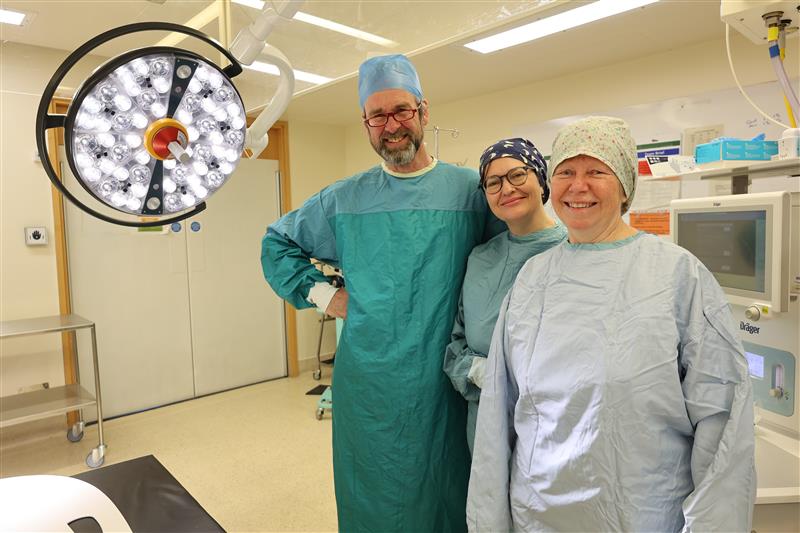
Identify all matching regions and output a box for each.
[130,165,150,183]
[149,59,170,77]
[99,158,117,175]
[152,77,170,94]
[127,197,142,210]
[97,133,116,147]
[132,113,148,128]
[205,170,224,188]
[113,94,132,111]
[150,103,167,118]
[78,135,98,152]
[84,97,102,114]
[125,134,142,148]
[176,109,193,124]
[134,151,151,165]
[132,60,149,76]
[113,167,130,181]
[226,103,241,117]
[164,193,182,212]
[163,177,177,193]
[181,192,196,207]
[98,179,118,197]
[99,84,118,102]
[225,130,244,146]
[138,90,158,110]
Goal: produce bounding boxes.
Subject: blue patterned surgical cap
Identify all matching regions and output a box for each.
[358,55,423,109]
[479,138,549,203]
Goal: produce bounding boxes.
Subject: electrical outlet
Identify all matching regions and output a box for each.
[24,227,48,246]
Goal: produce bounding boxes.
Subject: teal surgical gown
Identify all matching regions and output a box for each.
[261,161,503,533]
[444,224,567,453]
[467,232,755,532]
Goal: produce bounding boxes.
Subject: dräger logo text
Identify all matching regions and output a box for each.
[740,321,760,335]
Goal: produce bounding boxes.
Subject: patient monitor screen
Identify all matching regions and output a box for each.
[677,210,766,293]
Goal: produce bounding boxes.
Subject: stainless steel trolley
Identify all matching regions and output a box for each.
[0,314,106,468]
[313,313,336,381]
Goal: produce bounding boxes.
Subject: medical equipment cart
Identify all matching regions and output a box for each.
[313,313,337,381]
[0,314,107,468]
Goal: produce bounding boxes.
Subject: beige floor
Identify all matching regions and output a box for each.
[0,370,338,532]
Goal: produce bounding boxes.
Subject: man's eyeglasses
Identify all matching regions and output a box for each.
[363,106,421,128]
[481,166,532,194]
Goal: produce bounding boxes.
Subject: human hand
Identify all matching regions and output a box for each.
[325,288,348,319]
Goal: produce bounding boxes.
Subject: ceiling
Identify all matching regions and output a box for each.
[1,1,730,125]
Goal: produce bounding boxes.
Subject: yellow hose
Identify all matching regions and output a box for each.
[780,47,797,128]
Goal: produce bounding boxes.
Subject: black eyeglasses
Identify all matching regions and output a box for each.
[481,166,532,194]
[363,106,421,128]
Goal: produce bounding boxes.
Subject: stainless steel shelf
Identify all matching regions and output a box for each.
[640,158,800,184]
[0,384,96,428]
[0,314,94,338]
[0,314,107,467]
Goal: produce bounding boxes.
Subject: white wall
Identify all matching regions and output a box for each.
[343,34,798,174]
[0,42,106,396]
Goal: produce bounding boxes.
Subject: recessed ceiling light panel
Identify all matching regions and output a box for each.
[0,8,26,26]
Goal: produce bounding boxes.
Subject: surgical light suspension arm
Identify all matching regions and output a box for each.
[230,0,303,157]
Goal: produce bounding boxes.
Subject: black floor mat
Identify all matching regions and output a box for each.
[306,384,330,395]
[72,455,223,532]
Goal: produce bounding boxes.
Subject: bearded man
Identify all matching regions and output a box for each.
[261,54,503,533]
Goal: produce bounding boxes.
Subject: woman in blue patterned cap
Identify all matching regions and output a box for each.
[466,117,755,532]
[444,138,566,454]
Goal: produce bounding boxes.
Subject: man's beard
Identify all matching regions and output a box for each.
[372,128,423,167]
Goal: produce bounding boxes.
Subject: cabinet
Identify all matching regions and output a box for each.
[0,314,106,468]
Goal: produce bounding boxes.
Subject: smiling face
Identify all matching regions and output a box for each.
[483,157,546,235]
[363,89,429,172]
[550,155,628,242]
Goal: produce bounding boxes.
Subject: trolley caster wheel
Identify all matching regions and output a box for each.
[67,423,84,442]
[86,445,105,468]
[316,408,324,420]
[313,369,322,380]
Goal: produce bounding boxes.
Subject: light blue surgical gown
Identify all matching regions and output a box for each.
[467,232,755,532]
[444,224,567,453]
[261,161,504,533]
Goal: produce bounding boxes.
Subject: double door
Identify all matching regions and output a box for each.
[61,150,286,418]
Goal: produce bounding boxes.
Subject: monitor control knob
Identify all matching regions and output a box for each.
[744,306,761,321]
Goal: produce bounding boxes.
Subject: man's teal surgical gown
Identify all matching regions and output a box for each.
[444,224,566,453]
[467,232,755,532]
[262,160,502,533]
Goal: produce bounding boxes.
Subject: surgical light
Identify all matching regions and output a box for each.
[464,0,660,54]
[37,1,299,228]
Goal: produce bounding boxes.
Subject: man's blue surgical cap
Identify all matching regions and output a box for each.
[358,54,423,109]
